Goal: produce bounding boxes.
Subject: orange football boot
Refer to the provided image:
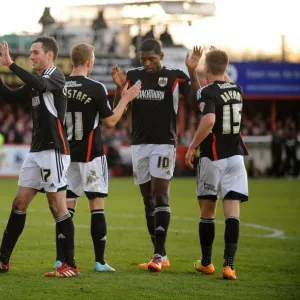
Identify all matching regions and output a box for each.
[147,254,162,272]
[194,260,215,275]
[222,266,237,280]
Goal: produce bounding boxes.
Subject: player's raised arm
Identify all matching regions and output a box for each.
[0,41,14,68]
[111,64,127,109]
[1,40,64,94]
[0,42,33,102]
[185,46,203,93]
[102,82,141,128]
[1,41,51,93]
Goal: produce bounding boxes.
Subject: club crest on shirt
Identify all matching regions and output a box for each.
[158,77,168,87]
[32,96,40,107]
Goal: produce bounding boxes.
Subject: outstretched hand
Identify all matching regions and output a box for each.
[121,82,141,104]
[185,46,203,71]
[0,41,14,67]
[209,45,218,51]
[111,64,127,90]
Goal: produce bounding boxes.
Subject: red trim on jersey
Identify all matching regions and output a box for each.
[212,133,218,160]
[56,119,68,154]
[172,78,185,93]
[240,132,249,153]
[86,130,94,162]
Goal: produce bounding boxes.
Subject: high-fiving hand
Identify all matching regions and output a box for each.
[111,64,127,90]
[0,41,14,67]
[121,82,141,104]
[185,46,203,71]
[209,45,218,51]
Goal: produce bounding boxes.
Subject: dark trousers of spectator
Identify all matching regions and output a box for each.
[284,156,299,177]
[271,156,284,177]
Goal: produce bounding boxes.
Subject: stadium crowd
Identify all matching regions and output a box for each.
[2,103,300,144]
[0,103,299,178]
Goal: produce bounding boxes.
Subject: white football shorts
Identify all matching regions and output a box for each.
[18,149,70,193]
[196,155,248,201]
[131,144,176,185]
[67,155,108,197]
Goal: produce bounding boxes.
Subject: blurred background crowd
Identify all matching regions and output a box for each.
[0,1,299,178]
[0,101,299,178]
[1,103,299,144]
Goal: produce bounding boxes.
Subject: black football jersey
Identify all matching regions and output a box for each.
[126,66,191,145]
[197,81,248,160]
[65,76,113,162]
[0,65,69,154]
[31,67,69,154]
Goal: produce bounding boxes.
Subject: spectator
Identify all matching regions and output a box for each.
[0,132,5,169]
[143,25,155,40]
[160,26,174,47]
[131,28,143,54]
[271,128,284,177]
[92,10,108,54]
[284,128,299,177]
[108,35,118,56]
[38,7,55,36]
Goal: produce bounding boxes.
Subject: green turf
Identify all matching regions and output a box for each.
[0,178,299,300]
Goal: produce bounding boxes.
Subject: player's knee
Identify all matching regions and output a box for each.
[199,202,217,219]
[200,211,216,219]
[142,193,154,211]
[144,196,154,209]
[154,192,169,206]
[12,196,30,212]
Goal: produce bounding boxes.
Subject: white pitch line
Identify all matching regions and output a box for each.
[98,213,287,239]
[0,209,290,239]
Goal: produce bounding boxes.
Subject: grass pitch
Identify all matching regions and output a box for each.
[0,178,299,300]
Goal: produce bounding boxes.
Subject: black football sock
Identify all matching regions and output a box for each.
[145,211,167,257]
[91,209,106,265]
[199,218,215,267]
[145,211,155,246]
[55,213,76,268]
[55,208,75,262]
[0,210,26,265]
[224,216,240,270]
[153,206,170,256]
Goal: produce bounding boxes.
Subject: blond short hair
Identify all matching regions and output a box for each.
[205,50,228,75]
[70,43,95,67]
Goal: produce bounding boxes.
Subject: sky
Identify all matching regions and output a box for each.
[0,0,299,55]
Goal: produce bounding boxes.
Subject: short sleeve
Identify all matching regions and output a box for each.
[177,69,191,96]
[126,70,134,87]
[197,87,215,116]
[94,85,114,119]
[237,84,243,95]
[43,69,65,91]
